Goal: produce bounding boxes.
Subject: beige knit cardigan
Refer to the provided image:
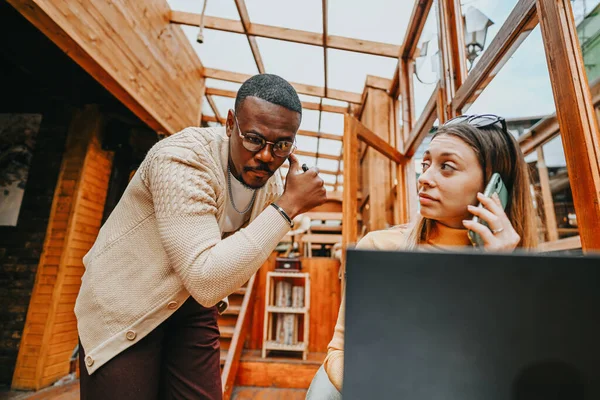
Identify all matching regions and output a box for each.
[75,127,290,374]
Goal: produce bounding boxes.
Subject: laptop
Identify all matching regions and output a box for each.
[343,249,600,399]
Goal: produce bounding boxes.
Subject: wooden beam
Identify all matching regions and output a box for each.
[222,275,257,399]
[205,87,348,114]
[203,68,362,104]
[297,130,342,141]
[205,95,223,125]
[536,0,600,251]
[452,0,538,113]
[233,0,265,74]
[322,0,328,98]
[536,147,559,242]
[404,85,438,156]
[538,235,581,252]
[170,11,401,58]
[438,0,467,119]
[365,75,393,91]
[9,0,205,134]
[342,115,359,251]
[400,0,434,59]
[518,114,560,156]
[295,149,340,161]
[202,114,226,124]
[348,116,403,163]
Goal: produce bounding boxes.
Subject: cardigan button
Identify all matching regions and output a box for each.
[85,355,94,367]
[167,301,179,310]
[125,330,137,341]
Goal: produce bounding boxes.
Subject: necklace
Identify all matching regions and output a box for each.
[227,165,257,214]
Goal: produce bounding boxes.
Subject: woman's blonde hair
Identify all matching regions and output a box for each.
[405,121,538,250]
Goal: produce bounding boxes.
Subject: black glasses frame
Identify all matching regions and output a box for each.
[232,112,296,158]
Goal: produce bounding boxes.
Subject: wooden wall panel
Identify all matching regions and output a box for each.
[12,107,113,390]
[360,87,393,232]
[7,0,205,134]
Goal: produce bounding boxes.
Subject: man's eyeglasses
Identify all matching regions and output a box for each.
[443,114,508,133]
[233,112,296,158]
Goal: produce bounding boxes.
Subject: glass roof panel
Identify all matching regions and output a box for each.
[322,98,348,107]
[319,138,342,156]
[258,38,325,87]
[300,109,321,131]
[246,0,323,33]
[328,0,415,45]
[328,49,397,93]
[205,79,242,92]
[202,97,214,117]
[181,26,258,75]
[320,111,344,135]
[317,158,339,171]
[168,0,241,20]
[321,174,337,185]
[211,96,235,117]
[296,135,319,153]
[298,94,323,103]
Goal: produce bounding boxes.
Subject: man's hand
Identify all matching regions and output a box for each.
[276,153,327,219]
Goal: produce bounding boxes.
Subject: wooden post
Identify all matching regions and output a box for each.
[536,147,559,242]
[536,0,600,250]
[12,106,114,390]
[342,115,359,250]
[361,87,393,231]
[438,0,467,119]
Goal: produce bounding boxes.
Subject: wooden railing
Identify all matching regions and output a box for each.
[221,273,257,400]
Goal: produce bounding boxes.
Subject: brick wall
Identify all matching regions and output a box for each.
[0,109,70,387]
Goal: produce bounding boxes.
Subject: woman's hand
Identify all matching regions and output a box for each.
[463,192,521,251]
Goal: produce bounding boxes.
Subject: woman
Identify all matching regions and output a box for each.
[308,114,538,397]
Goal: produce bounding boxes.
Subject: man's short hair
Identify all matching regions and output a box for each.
[235,74,302,116]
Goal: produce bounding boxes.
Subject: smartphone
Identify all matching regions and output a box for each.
[468,173,509,247]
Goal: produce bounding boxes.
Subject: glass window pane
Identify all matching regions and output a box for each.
[319,138,342,156]
[202,98,214,117]
[316,158,339,171]
[460,0,519,70]
[300,109,321,132]
[205,79,241,92]
[329,0,415,45]
[211,96,234,118]
[296,136,318,153]
[321,174,337,185]
[258,38,325,87]
[320,112,344,135]
[180,26,258,75]
[575,1,600,82]
[328,49,397,93]
[246,0,322,33]
[412,1,441,121]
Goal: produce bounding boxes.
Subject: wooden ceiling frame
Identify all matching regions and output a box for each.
[170,11,401,58]
[203,68,362,104]
[233,0,265,74]
[204,87,348,114]
[450,0,538,114]
[322,0,329,99]
[205,94,223,126]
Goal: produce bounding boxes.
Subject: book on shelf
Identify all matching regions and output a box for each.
[292,286,304,308]
[275,280,292,307]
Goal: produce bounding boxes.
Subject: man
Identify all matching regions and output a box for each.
[75,74,327,399]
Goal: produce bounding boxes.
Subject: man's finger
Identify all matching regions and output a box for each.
[287,153,302,172]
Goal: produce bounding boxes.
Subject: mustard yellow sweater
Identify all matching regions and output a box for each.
[324,223,473,391]
[75,127,290,374]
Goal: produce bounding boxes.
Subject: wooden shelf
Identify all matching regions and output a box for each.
[264,341,307,352]
[267,306,308,314]
[263,271,310,360]
[266,271,309,278]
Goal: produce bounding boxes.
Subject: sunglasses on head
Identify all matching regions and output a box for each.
[442,114,508,133]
